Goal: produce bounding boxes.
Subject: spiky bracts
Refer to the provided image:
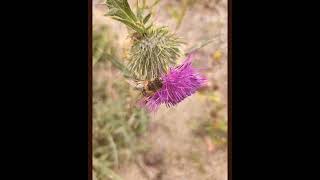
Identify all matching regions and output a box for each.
[139,53,207,112]
[127,27,182,80]
[105,0,205,112]
[105,0,182,80]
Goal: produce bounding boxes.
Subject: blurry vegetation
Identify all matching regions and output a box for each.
[165,0,197,30]
[194,85,227,151]
[93,21,150,180]
[93,24,117,65]
[199,116,227,148]
[186,150,207,174]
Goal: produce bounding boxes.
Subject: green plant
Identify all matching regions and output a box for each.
[105,0,183,80]
[193,89,228,149]
[199,118,227,147]
[93,24,117,65]
[93,69,150,180]
[127,27,182,80]
[93,21,150,180]
[166,0,197,30]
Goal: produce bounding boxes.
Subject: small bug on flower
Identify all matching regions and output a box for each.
[138,53,207,112]
[141,78,163,97]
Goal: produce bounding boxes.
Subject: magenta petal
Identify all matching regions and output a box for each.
[140,53,207,112]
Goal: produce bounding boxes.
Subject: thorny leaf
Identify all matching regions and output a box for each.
[143,13,151,24]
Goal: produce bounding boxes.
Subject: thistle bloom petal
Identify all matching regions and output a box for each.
[140,53,207,112]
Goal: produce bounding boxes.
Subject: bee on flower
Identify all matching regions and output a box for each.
[138,53,207,112]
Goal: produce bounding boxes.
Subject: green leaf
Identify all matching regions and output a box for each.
[145,23,153,30]
[106,0,144,33]
[105,9,119,16]
[143,13,151,24]
[105,53,135,79]
[111,17,144,34]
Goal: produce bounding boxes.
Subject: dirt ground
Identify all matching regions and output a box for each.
[116,96,228,180]
[93,0,228,179]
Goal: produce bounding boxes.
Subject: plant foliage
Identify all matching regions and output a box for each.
[93,21,150,180]
[105,0,183,80]
[128,27,182,80]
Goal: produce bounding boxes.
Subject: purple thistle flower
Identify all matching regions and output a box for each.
[139,53,207,112]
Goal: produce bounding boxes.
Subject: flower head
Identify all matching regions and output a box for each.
[127,27,182,80]
[139,53,207,112]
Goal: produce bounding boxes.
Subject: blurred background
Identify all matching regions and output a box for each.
[93,0,228,179]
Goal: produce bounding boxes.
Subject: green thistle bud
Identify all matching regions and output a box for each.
[128,27,182,80]
[105,0,183,80]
